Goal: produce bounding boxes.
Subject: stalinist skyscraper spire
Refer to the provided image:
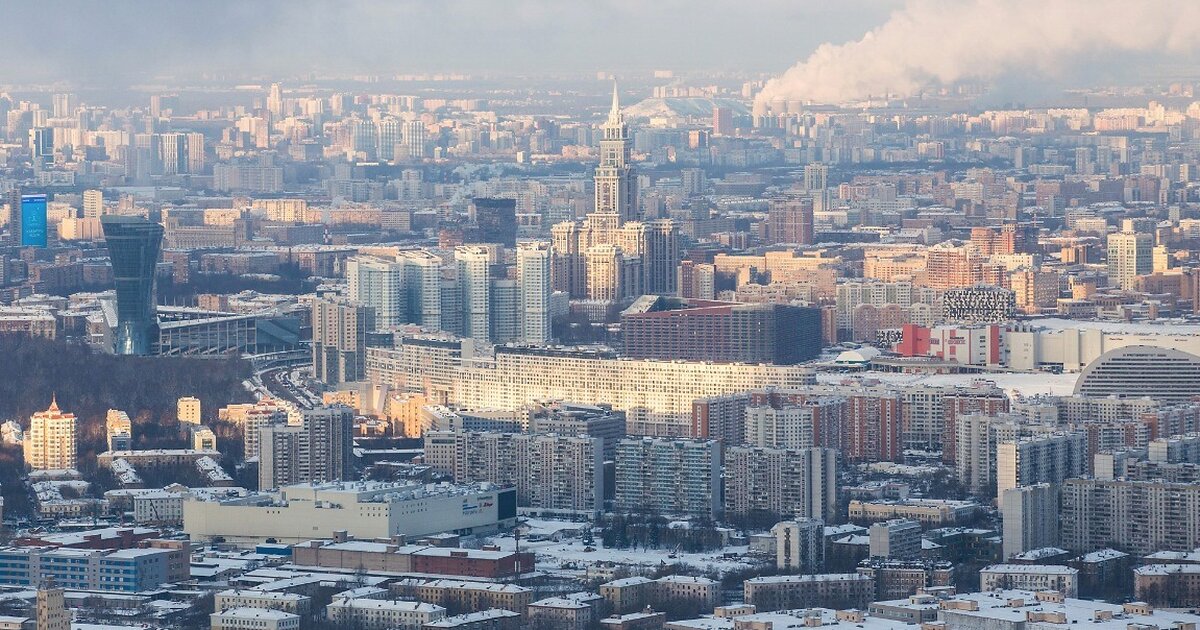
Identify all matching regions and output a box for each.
[594,81,637,225]
[551,81,679,299]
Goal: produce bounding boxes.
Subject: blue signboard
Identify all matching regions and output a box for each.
[20,194,47,247]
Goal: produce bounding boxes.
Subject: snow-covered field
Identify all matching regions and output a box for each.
[484,519,757,576]
[817,370,1081,397]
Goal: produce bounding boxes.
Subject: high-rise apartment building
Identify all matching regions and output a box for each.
[389,344,815,437]
[489,279,520,343]
[996,432,1087,499]
[768,197,814,245]
[620,219,680,295]
[1060,478,1200,554]
[424,431,603,514]
[267,83,284,119]
[347,256,406,329]
[525,401,627,459]
[159,132,189,174]
[24,397,77,471]
[82,189,104,218]
[1001,483,1060,559]
[773,518,825,573]
[364,333,472,406]
[954,413,1042,495]
[397,249,445,331]
[516,241,552,344]
[677,260,716,300]
[469,198,518,248]
[51,93,75,118]
[681,168,707,197]
[923,240,980,291]
[744,396,848,451]
[725,446,838,523]
[903,382,1009,453]
[311,296,376,385]
[620,297,822,365]
[186,131,205,173]
[259,406,354,491]
[1107,231,1153,290]
[377,117,401,161]
[233,400,292,460]
[804,163,830,211]
[584,243,639,301]
[614,438,721,519]
[402,120,427,159]
[844,389,904,463]
[455,246,492,342]
[101,216,164,355]
[712,107,734,136]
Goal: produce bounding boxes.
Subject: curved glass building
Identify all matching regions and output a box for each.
[101,216,164,355]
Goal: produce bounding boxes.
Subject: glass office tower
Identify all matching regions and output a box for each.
[101,216,164,355]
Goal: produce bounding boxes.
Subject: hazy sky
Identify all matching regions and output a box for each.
[0,0,905,83]
[755,0,1200,108]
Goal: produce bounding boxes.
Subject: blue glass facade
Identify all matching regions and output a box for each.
[19,194,47,247]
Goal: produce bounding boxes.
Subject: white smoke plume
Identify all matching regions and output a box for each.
[754,0,1200,114]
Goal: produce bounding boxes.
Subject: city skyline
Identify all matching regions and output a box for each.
[3,1,1200,626]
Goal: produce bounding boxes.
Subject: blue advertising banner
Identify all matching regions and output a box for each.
[20,194,47,247]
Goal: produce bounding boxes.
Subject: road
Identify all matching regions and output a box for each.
[247,365,323,408]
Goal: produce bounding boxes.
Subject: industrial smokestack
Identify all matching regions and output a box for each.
[754,0,1200,114]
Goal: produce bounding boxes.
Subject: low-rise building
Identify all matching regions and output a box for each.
[325,599,447,630]
[856,559,954,600]
[600,610,667,630]
[0,543,187,592]
[743,574,874,612]
[527,598,593,630]
[183,481,518,545]
[655,575,719,610]
[849,499,981,527]
[979,564,1079,597]
[867,589,1200,630]
[210,607,300,630]
[422,609,521,630]
[1075,547,1128,597]
[292,537,532,579]
[1135,564,1200,607]
[404,580,531,615]
[601,577,656,614]
[214,590,311,615]
[935,589,1200,630]
[868,519,922,560]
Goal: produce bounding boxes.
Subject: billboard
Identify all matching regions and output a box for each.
[20,194,47,247]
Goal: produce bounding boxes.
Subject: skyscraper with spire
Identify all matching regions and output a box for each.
[595,83,637,225]
[550,84,681,301]
[267,82,284,120]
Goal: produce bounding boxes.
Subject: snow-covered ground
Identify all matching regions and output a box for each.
[484,519,757,576]
[817,370,1081,397]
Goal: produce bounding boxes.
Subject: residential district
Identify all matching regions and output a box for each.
[3,57,1200,630]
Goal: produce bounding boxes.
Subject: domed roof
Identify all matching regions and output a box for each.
[835,347,882,364]
[1075,345,1200,402]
